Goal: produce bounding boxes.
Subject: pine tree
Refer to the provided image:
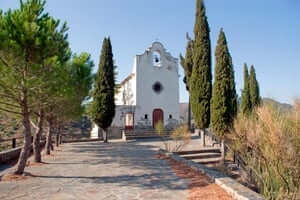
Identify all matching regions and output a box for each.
[90,37,116,143]
[249,65,260,108]
[190,0,212,136]
[0,0,70,174]
[211,29,237,138]
[241,63,252,114]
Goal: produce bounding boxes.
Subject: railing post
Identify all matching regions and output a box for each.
[59,135,62,144]
[12,138,16,148]
[233,151,236,163]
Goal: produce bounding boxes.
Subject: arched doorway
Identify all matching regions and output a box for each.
[152,109,164,128]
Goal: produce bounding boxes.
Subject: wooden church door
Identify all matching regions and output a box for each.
[152,109,164,128]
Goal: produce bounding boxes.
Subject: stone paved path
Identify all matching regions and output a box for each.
[0,141,188,200]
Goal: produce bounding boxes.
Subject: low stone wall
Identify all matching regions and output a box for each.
[62,138,103,143]
[159,149,264,200]
[98,127,122,139]
[0,147,22,163]
[0,141,46,164]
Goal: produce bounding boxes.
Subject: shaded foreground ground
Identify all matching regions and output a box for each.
[0,141,232,200]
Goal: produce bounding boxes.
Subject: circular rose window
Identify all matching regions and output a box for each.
[152,82,163,94]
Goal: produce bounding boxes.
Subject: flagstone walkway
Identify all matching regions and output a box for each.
[0,141,189,200]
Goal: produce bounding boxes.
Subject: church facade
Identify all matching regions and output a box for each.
[91,42,180,137]
[113,42,179,130]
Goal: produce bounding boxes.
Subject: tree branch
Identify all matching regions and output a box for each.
[0,106,22,115]
[0,101,21,108]
[0,83,20,102]
[0,56,10,68]
[0,93,18,101]
[30,120,38,130]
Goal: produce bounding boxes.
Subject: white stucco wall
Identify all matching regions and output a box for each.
[115,57,137,106]
[115,77,136,106]
[111,105,136,127]
[135,42,179,128]
[110,42,179,129]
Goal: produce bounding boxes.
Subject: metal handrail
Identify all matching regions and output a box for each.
[205,129,247,170]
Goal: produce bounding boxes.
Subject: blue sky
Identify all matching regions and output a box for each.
[2,0,300,104]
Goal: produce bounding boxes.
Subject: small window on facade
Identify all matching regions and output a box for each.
[145,114,148,119]
[169,114,172,119]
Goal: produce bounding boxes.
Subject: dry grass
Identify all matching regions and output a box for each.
[229,101,300,199]
[155,122,191,152]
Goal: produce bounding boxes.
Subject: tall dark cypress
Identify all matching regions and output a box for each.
[211,29,237,137]
[241,63,252,114]
[90,37,116,143]
[180,33,194,91]
[249,65,260,108]
[180,33,194,130]
[190,0,212,133]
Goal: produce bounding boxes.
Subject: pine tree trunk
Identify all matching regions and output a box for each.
[103,129,108,143]
[14,103,32,175]
[33,110,44,163]
[56,125,60,147]
[46,118,54,155]
[59,135,62,144]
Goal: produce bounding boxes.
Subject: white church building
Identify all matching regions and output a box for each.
[91,42,180,137]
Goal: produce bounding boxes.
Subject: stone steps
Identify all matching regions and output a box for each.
[125,135,170,140]
[175,148,221,155]
[123,130,172,140]
[195,157,222,165]
[175,148,222,166]
[181,152,221,160]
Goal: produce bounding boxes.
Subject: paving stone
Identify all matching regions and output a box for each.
[0,141,189,200]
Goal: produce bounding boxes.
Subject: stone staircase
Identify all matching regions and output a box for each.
[122,129,172,140]
[174,148,222,166]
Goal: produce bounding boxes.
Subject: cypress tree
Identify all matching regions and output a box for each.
[90,37,116,143]
[180,33,194,91]
[180,33,194,130]
[211,29,237,138]
[190,0,212,137]
[249,65,260,108]
[241,63,252,114]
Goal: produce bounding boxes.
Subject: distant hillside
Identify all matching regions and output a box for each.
[179,98,292,121]
[262,98,293,112]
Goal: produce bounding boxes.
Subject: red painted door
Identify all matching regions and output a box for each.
[153,109,164,128]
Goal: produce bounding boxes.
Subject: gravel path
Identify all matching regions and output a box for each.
[0,141,189,200]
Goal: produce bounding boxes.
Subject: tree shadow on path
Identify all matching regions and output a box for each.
[27,141,190,191]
